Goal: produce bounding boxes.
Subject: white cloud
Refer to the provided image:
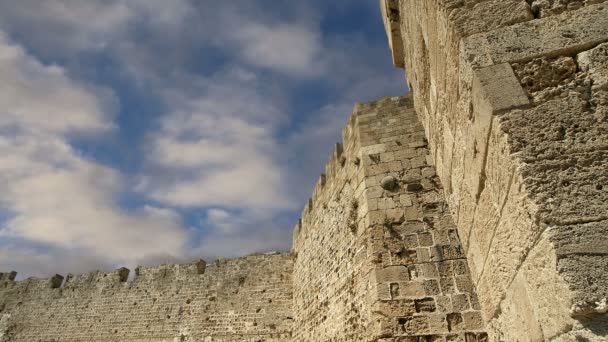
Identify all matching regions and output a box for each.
[0,32,190,274]
[0,0,132,51]
[0,0,326,78]
[229,22,325,76]
[138,68,294,210]
[0,245,114,279]
[0,32,112,134]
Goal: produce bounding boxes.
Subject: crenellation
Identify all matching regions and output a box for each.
[0,253,294,341]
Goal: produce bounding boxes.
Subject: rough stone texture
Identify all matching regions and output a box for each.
[382,0,608,340]
[528,0,608,18]
[0,1,606,339]
[0,254,294,341]
[293,95,486,341]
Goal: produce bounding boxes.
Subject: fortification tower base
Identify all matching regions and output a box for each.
[380,0,608,340]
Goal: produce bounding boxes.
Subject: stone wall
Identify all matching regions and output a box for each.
[293,95,487,341]
[0,253,293,341]
[380,0,608,340]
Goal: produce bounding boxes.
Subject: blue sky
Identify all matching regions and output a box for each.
[0,0,405,278]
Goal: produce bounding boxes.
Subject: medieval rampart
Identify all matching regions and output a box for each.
[0,254,293,341]
[1,2,607,340]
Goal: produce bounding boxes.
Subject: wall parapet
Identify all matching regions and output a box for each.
[0,253,294,341]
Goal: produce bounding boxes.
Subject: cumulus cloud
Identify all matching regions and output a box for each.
[0,0,132,52]
[228,22,324,76]
[138,68,294,210]
[0,33,112,134]
[0,32,190,276]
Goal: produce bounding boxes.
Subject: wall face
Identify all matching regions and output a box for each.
[382,0,608,340]
[0,254,293,341]
[291,99,377,341]
[293,95,487,341]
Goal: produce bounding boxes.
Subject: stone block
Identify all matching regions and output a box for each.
[463,4,608,68]
[376,266,411,283]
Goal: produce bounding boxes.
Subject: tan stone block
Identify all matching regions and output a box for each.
[454,276,474,294]
[451,294,470,312]
[397,281,426,299]
[399,194,413,206]
[389,160,404,172]
[468,187,501,277]
[366,186,384,199]
[404,206,422,221]
[463,4,608,68]
[465,230,485,283]
[475,175,538,319]
[416,248,431,263]
[386,208,405,223]
[446,313,464,332]
[433,230,450,245]
[369,210,387,226]
[398,316,430,335]
[377,283,392,301]
[381,152,395,162]
[378,197,396,210]
[436,296,452,313]
[416,263,439,279]
[368,198,379,211]
[485,273,544,342]
[462,311,484,331]
[423,279,441,296]
[427,314,449,334]
[484,115,516,209]
[376,299,416,317]
[456,189,477,251]
[375,266,410,283]
[516,231,575,340]
[439,277,457,295]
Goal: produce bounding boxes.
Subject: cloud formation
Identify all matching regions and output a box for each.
[0,33,190,277]
[0,0,405,278]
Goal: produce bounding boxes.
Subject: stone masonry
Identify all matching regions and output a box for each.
[0,2,607,340]
[0,254,294,341]
[380,0,608,340]
[293,95,486,341]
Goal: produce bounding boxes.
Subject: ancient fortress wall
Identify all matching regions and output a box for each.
[1,2,607,340]
[0,254,293,341]
[293,95,487,341]
[381,0,608,340]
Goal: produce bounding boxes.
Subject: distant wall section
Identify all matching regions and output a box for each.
[0,253,294,341]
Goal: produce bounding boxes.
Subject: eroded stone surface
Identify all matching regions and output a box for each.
[383,0,608,340]
[293,95,486,341]
[0,255,294,341]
